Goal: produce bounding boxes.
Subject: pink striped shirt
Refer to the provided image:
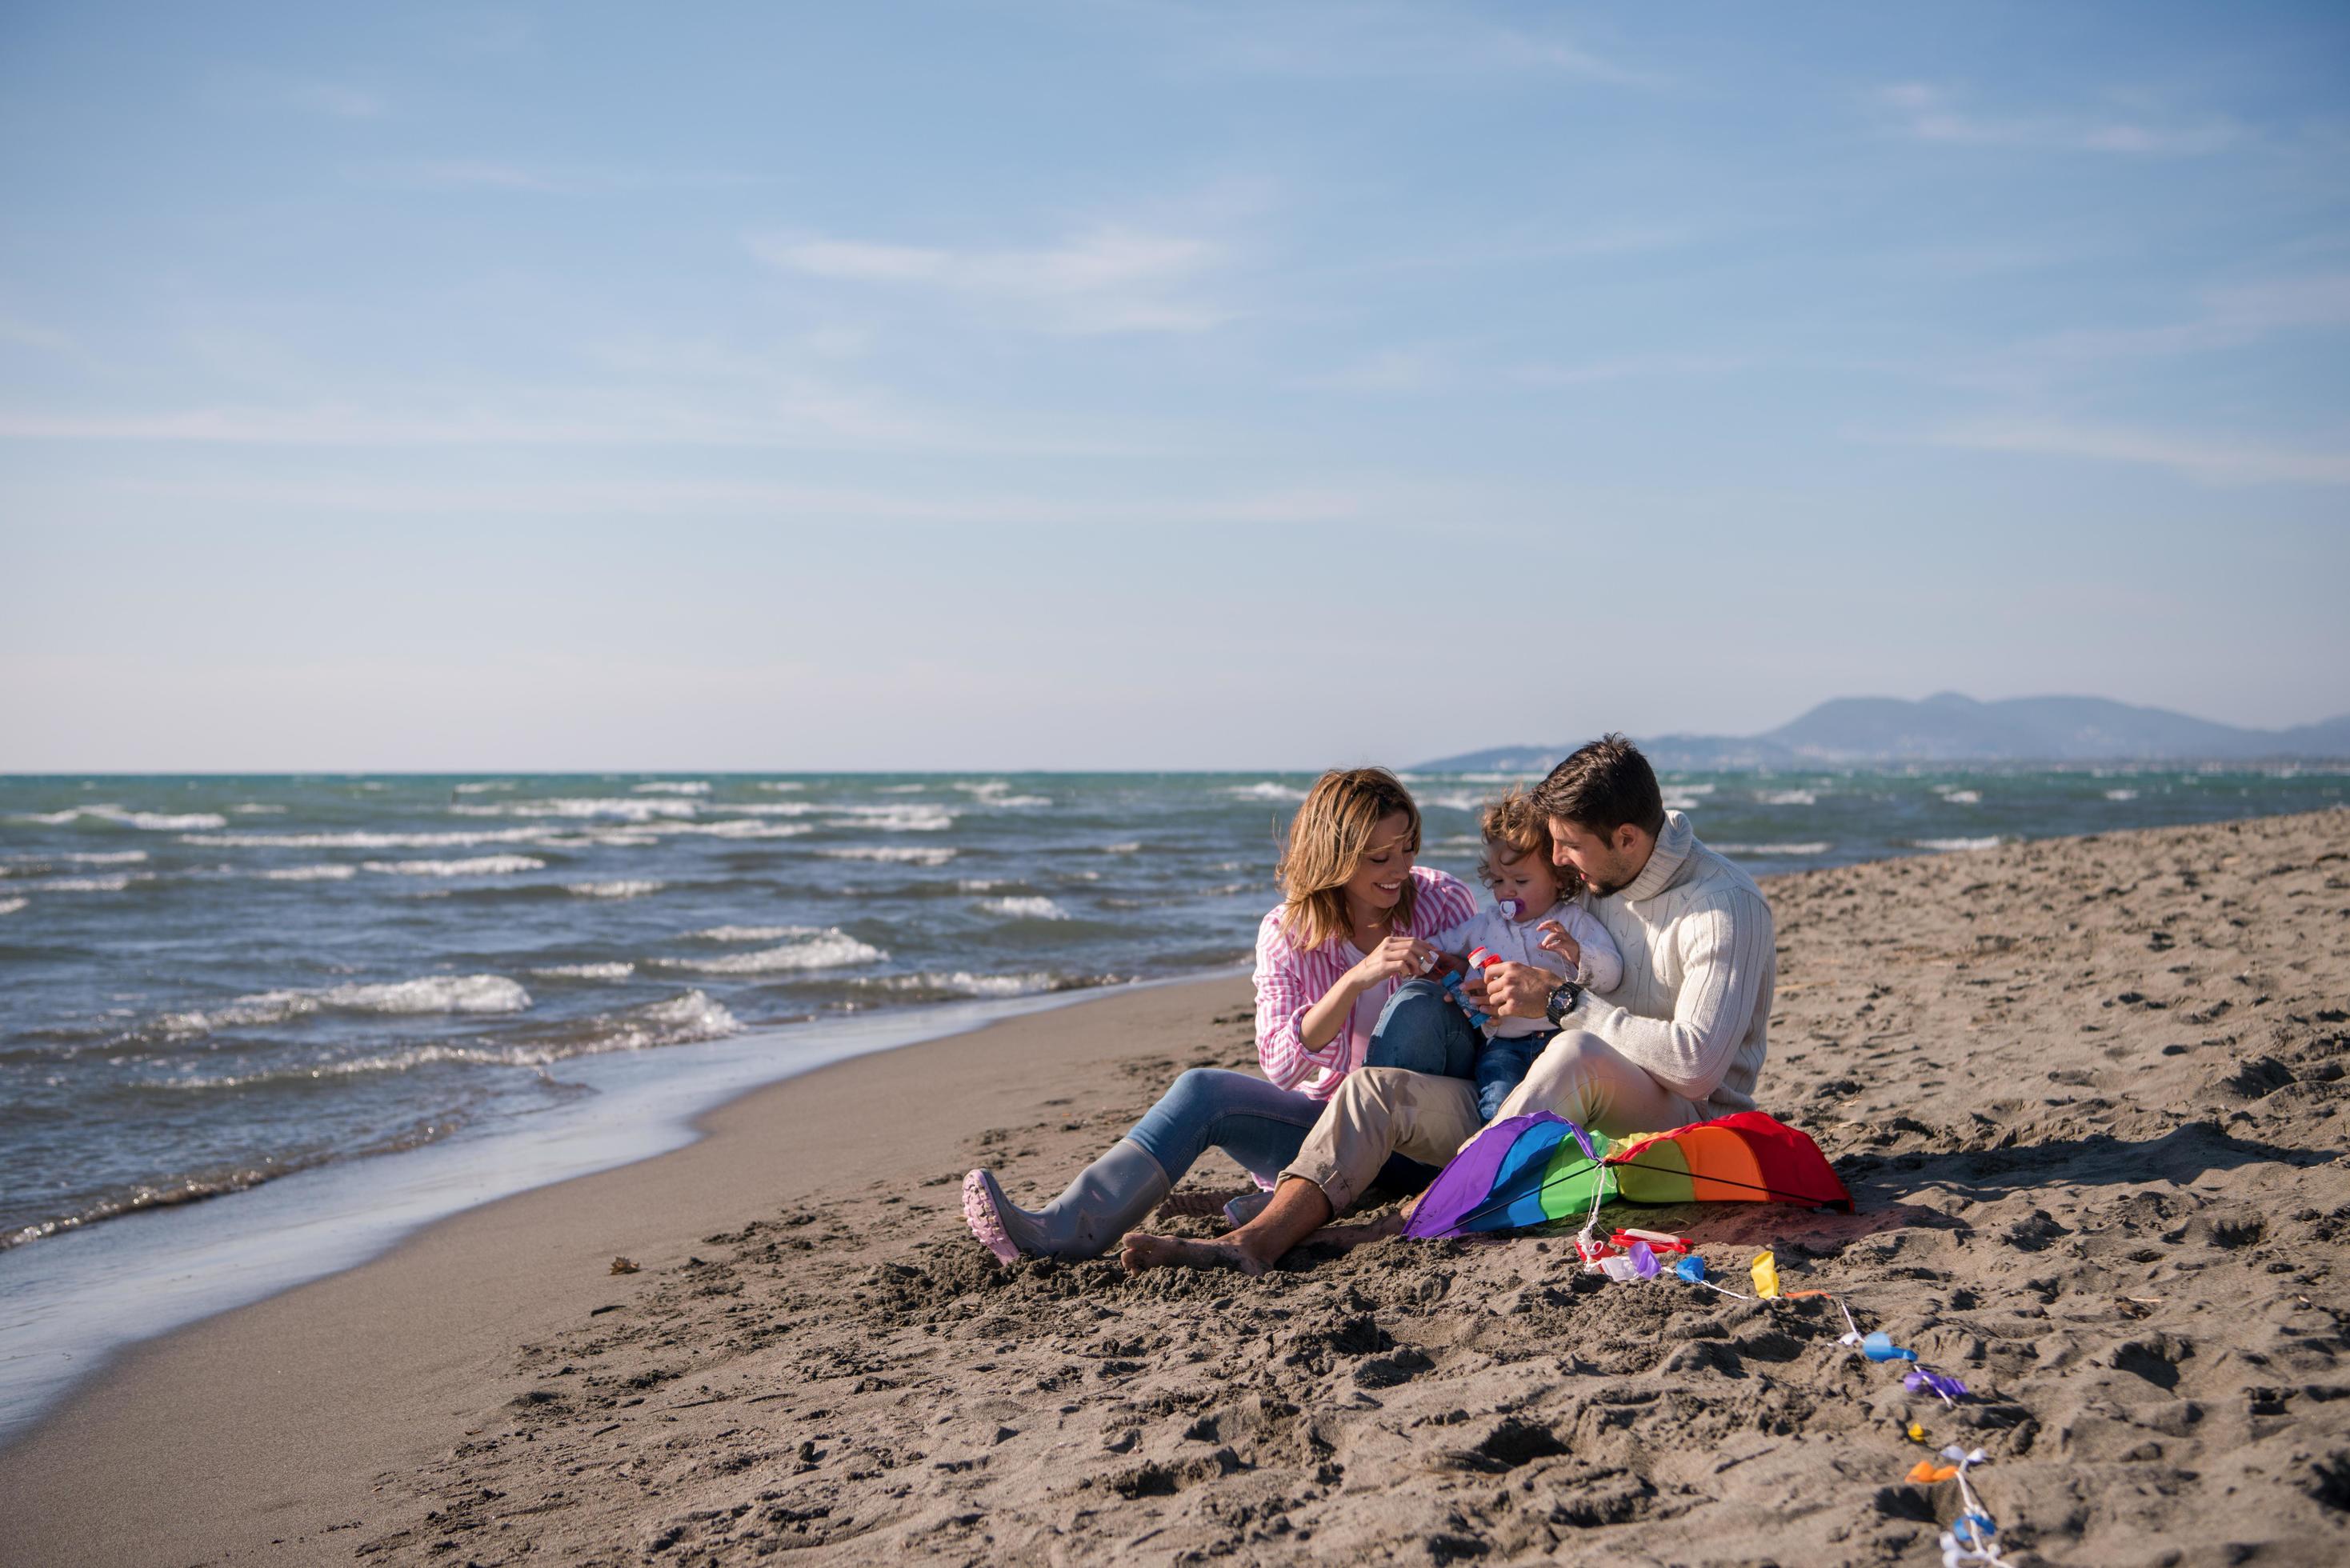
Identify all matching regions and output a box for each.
[1253,866,1479,1100]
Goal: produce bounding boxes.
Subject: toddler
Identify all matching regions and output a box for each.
[1431,788,1624,1119]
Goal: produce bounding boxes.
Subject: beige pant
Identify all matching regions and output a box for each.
[1281,1029,1710,1213]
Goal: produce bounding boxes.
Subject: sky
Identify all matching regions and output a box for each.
[2,1,2346,771]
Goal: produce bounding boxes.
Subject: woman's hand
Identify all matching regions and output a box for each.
[1465,961,1555,1019]
[1351,934,1439,990]
[1535,919,1582,969]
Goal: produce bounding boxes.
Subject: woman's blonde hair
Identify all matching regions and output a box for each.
[1478,785,1583,897]
[1276,767,1422,950]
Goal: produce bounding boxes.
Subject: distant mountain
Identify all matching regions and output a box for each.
[1420,693,2350,772]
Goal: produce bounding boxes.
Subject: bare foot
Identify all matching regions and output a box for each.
[1154,1189,1253,1220]
[1119,1230,1267,1277]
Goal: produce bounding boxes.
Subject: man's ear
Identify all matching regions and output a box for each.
[1614,822,1640,856]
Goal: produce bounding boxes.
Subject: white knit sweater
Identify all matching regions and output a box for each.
[1572,810,1774,1117]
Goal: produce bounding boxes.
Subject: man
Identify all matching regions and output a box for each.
[1123,734,1775,1275]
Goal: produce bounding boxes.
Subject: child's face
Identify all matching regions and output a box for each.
[1488,848,1562,920]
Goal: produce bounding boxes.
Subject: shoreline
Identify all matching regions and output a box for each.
[5,809,2347,1565]
[0,970,1243,1447]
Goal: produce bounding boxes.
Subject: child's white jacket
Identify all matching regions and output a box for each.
[1432,898,1626,1040]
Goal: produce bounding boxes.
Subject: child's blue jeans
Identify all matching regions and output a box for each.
[1474,1029,1561,1121]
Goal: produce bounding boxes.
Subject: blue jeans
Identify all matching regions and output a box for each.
[1123,981,1482,1194]
[1474,1030,1559,1120]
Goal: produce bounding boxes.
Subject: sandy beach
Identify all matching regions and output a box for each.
[5,807,2348,1566]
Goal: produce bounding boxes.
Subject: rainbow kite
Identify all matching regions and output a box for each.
[1402,1110,1852,1240]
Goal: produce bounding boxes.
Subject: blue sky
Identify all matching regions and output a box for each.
[2,2,2345,770]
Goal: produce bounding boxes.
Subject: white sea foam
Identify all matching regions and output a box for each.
[656,930,886,974]
[19,806,228,830]
[2105,788,2139,801]
[1226,782,1307,802]
[565,880,665,899]
[668,820,812,839]
[1660,795,1704,811]
[1712,842,1833,856]
[185,826,560,850]
[1421,790,1486,812]
[1666,782,1718,796]
[529,962,637,979]
[1757,790,1817,806]
[818,846,956,866]
[953,780,1011,798]
[982,895,1070,921]
[0,897,25,915]
[451,797,699,822]
[991,794,1051,808]
[153,974,533,1037]
[362,854,546,877]
[252,864,358,882]
[757,782,806,792]
[1100,841,1143,854]
[719,802,821,816]
[633,782,711,795]
[2,850,149,874]
[689,925,804,942]
[452,781,514,794]
[956,878,1010,892]
[826,803,953,832]
[1941,790,1983,805]
[30,874,138,892]
[867,970,1062,998]
[1912,836,2001,852]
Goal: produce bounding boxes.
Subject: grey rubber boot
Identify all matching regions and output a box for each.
[963,1138,1171,1263]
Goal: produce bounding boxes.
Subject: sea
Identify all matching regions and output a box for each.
[1,766,2343,1434]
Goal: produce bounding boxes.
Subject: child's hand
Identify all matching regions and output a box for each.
[1535,919,1582,967]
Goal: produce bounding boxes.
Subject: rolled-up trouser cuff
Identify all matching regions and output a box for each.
[1278,1066,1481,1216]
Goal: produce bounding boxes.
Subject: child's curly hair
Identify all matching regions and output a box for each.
[1479,786,1584,897]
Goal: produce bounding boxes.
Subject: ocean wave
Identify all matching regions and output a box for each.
[28,874,141,892]
[362,854,546,877]
[528,962,637,979]
[1941,790,1982,805]
[1756,790,1816,806]
[716,802,820,816]
[757,782,806,792]
[230,802,287,814]
[2105,788,2139,801]
[817,846,956,866]
[185,826,560,850]
[450,797,699,822]
[655,929,886,974]
[666,820,812,839]
[565,880,665,899]
[252,864,359,882]
[18,806,229,830]
[1421,790,1487,812]
[1712,842,1833,856]
[151,974,533,1038]
[537,830,663,849]
[827,803,954,832]
[1664,781,1718,795]
[1660,795,1704,811]
[955,782,1049,807]
[859,970,1065,998]
[2,850,150,876]
[1099,841,1143,854]
[981,895,1070,921]
[452,781,514,794]
[633,781,711,795]
[689,925,803,942]
[1911,836,2002,852]
[0,897,24,915]
[1226,782,1307,802]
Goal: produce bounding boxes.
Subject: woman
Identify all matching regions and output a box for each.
[963,766,1479,1263]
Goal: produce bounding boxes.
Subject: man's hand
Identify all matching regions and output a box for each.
[1463,960,1555,1019]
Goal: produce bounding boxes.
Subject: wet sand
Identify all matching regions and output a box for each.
[4,809,2347,1565]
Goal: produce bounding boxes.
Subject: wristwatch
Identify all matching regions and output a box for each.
[1544,979,1585,1027]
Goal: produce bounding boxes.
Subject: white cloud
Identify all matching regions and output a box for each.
[1932,418,2350,486]
[751,223,1233,334]
[1874,83,2242,156]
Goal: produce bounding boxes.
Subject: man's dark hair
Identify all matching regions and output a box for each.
[1532,733,1666,838]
